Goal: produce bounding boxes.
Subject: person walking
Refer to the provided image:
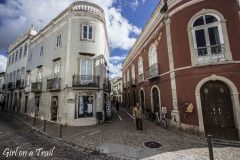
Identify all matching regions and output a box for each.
[133,102,143,131]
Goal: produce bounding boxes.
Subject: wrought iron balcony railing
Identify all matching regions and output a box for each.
[16,79,25,89]
[137,73,144,84]
[146,63,160,79]
[31,82,42,92]
[195,44,226,64]
[72,75,100,88]
[103,81,111,93]
[47,78,61,91]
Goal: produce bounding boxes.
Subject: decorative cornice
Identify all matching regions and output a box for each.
[31,1,105,45]
[122,1,164,71]
[8,28,36,53]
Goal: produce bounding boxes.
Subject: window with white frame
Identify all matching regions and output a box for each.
[40,46,44,56]
[24,43,28,57]
[19,47,23,60]
[80,59,93,81]
[12,53,15,64]
[127,70,130,84]
[26,73,31,86]
[148,43,157,66]
[13,71,16,84]
[138,56,144,83]
[8,55,11,66]
[82,25,93,40]
[124,73,126,87]
[131,65,135,82]
[15,50,18,62]
[21,67,25,80]
[56,34,62,48]
[138,57,143,75]
[17,69,20,80]
[53,62,60,78]
[188,11,232,65]
[37,69,42,82]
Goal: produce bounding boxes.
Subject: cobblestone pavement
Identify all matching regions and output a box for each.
[0,112,117,160]
[8,107,240,160]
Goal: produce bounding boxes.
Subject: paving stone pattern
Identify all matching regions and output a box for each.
[8,107,240,160]
[0,112,117,160]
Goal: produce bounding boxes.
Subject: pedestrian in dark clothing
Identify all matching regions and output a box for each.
[116,101,120,113]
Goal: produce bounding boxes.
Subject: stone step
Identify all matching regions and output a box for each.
[212,138,240,147]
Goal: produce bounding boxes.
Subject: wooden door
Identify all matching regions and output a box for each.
[201,81,238,140]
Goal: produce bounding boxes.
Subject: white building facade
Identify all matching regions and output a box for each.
[110,78,123,103]
[3,27,37,113]
[4,1,110,126]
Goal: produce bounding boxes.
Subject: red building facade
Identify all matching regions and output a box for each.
[122,0,240,140]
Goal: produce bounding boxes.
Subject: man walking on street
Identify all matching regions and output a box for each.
[133,102,143,131]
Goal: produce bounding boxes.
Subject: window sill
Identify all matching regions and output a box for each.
[192,59,237,68]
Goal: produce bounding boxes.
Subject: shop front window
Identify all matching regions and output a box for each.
[76,96,93,118]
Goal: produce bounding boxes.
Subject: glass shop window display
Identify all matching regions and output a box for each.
[78,96,93,118]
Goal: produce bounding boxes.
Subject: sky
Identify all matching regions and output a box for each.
[0,0,160,78]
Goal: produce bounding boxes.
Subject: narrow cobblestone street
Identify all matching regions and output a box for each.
[3,106,240,160]
[0,111,117,160]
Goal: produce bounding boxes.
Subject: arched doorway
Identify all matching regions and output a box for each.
[140,90,145,114]
[152,87,160,113]
[200,81,238,140]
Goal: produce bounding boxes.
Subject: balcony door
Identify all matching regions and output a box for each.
[80,59,93,83]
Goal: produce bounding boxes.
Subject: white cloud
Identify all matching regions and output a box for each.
[0,55,7,72]
[130,0,139,11]
[110,55,126,63]
[0,0,141,51]
[109,63,122,79]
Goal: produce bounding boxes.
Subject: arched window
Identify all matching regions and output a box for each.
[17,69,20,80]
[8,55,11,66]
[188,10,232,65]
[131,65,135,82]
[123,73,126,88]
[15,50,18,62]
[148,43,157,66]
[24,43,28,57]
[127,70,130,86]
[138,56,144,83]
[11,53,15,64]
[19,47,23,60]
